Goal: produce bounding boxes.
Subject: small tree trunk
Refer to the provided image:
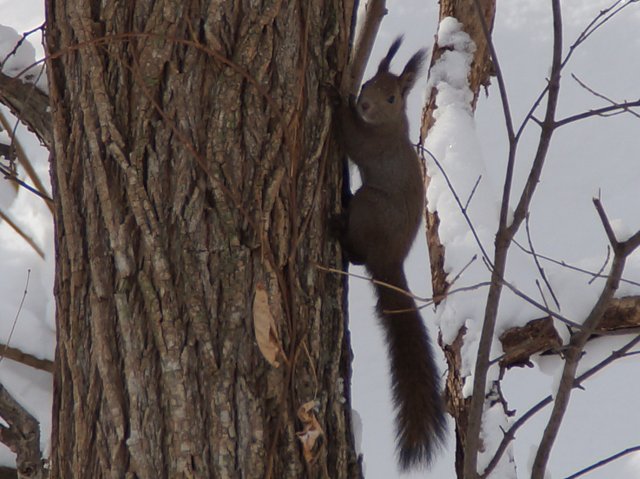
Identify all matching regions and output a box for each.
[419,1,496,477]
[45,1,360,477]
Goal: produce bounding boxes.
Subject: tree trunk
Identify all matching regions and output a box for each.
[44,1,360,478]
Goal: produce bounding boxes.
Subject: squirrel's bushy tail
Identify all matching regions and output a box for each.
[372,264,446,470]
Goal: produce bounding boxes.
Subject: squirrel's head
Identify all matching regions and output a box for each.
[356,36,426,127]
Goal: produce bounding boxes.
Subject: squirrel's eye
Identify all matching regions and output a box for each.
[387,96,395,104]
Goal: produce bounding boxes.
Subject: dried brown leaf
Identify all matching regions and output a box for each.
[296,400,324,464]
[253,283,285,367]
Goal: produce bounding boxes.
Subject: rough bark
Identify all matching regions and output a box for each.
[44,1,360,478]
[0,73,51,149]
[419,1,496,477]
[0,384,45,479]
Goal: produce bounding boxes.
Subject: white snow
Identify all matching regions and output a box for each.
[478,399,517,478]
[0,23,46,90]
[0,25,35,75]
[424,18,507,402]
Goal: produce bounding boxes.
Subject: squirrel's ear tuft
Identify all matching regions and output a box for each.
[377,36,404,74]
[399,48,427,97]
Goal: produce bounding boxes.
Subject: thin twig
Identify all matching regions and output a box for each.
[515,0,637,139]
[572,73,640,120]
[593,198,618,248]
[464,175,483,211]
[315,263,421,300]
[564,445,640,479]
[472,0,514,143]
[0,162,53,204]
[448,255,478,290]
[0,24,45,68]
[0,270,30,369]
[525,215,561,309]
[0,209,45,258]
[555,99,640,128]
[535,280,550,311]
[568,0,639,56]
[419,146,493,267]
[513,240,639,287]
[429,282,492,308]
[314,262,491,306]
[589,246,611,285]
[499,275,585,330]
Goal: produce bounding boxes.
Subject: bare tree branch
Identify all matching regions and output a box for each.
[499,275,584,329]
[0,343,53,374]
[499,295,640,370]
[0,73,51,150]
[0,384,47,478]
[0,209,45,258]
[593,197,620,246]
[465,1,564,476]
[483,332,640,477]
[346,0,387,94]
[531,202,640,478]
[499,317,562,369]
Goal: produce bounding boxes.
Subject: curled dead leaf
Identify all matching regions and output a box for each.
[296,400,324,464]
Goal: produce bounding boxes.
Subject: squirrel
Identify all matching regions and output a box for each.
[331,37,446,470]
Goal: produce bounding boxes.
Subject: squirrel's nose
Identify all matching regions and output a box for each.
[360,101,370,112]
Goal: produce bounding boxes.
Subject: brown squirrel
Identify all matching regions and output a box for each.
[332,37,446,470]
